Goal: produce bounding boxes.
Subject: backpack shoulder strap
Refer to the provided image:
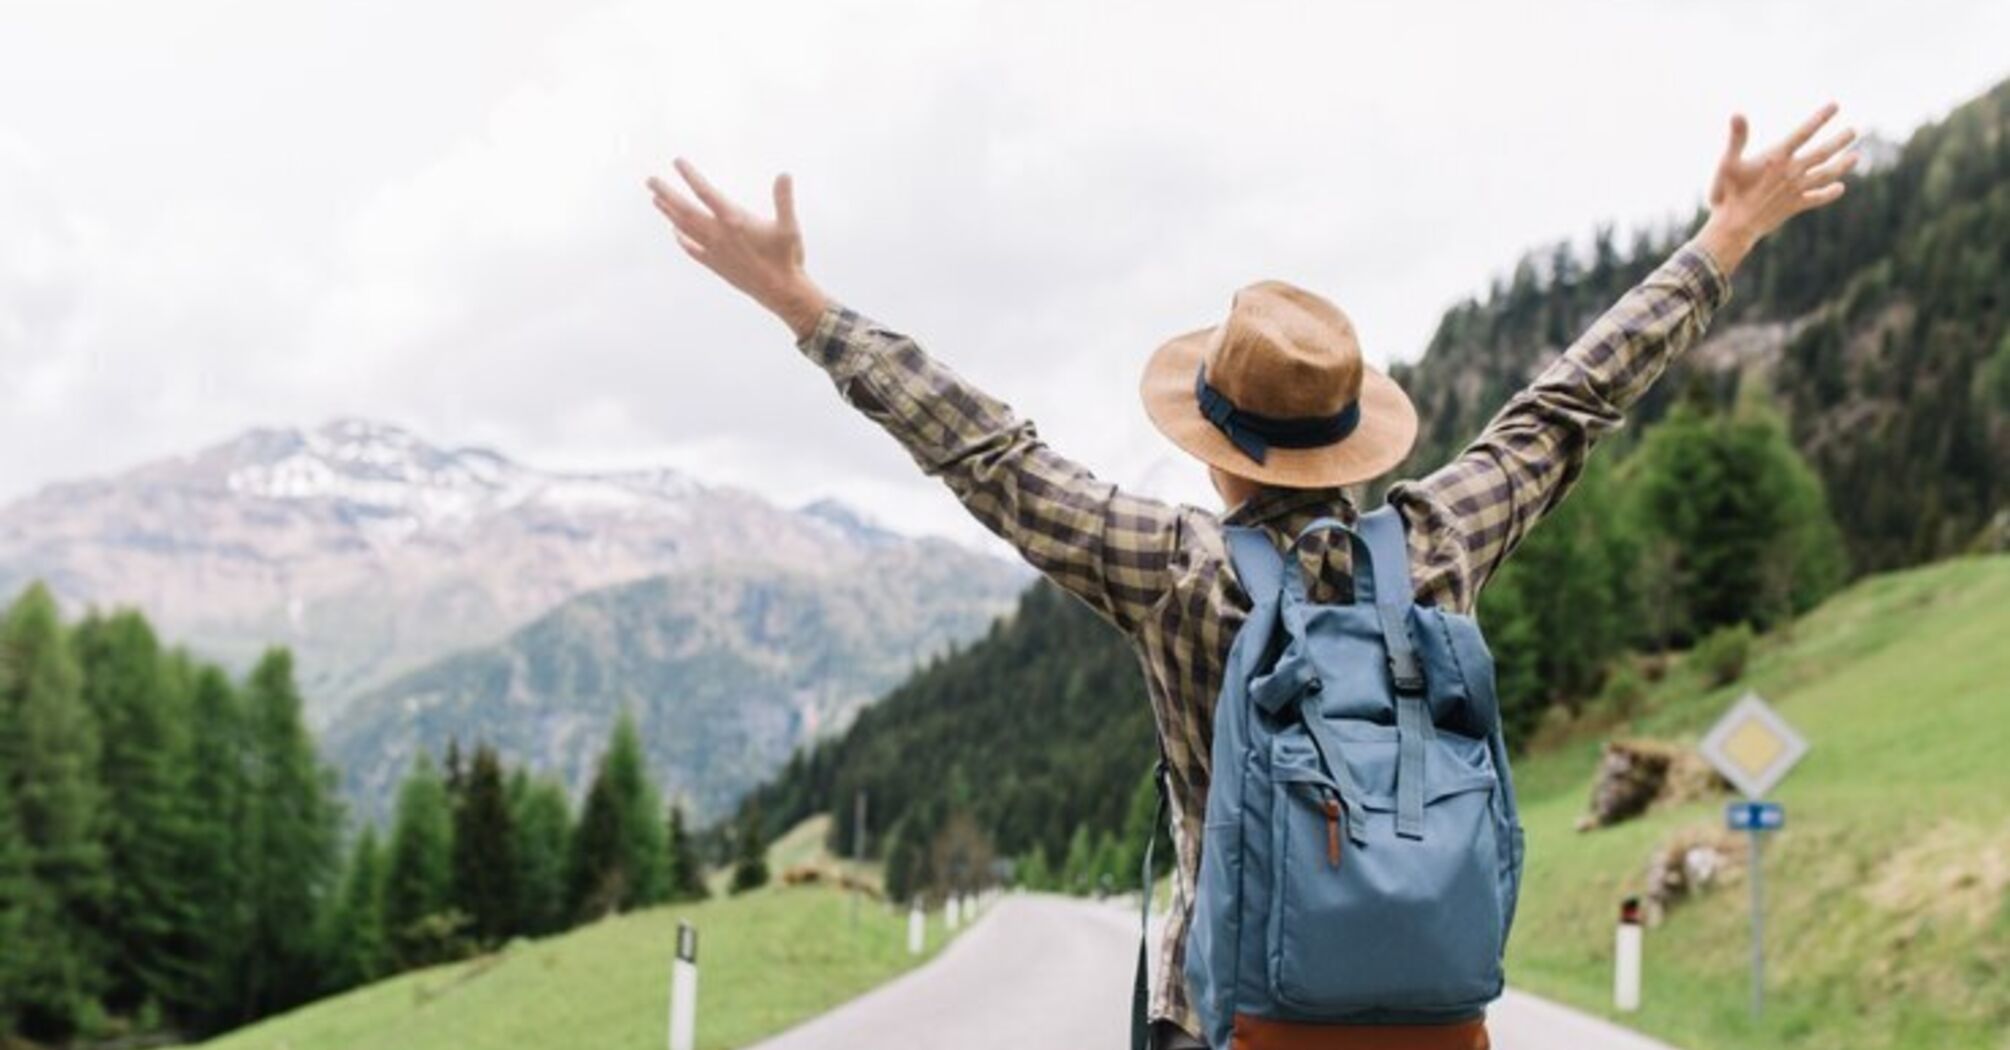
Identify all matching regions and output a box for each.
[1354,505,1417,610]
[1224,524,1286,604]
[1358,504,1432,838]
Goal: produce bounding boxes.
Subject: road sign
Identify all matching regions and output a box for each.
[1698,692,1808,1020]
[1726,801,1785,831]
[1699,692,1808,799]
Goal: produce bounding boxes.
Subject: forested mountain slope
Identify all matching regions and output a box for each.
[737,581,1153,887]
[1390,76,2008,571]
[327,544,1025,824]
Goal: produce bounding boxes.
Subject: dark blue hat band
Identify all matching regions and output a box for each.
[1194,364,1361,465]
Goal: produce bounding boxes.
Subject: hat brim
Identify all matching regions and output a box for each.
[1140,325,1418,488]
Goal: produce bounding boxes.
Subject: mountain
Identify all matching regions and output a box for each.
[0,418,1021,722]
[1390,77,2008,572]
[326,542,1027,824]
[740,580,1152,877]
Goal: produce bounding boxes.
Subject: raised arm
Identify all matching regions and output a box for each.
[1397,103,1860,595]
[645,160,1179,634]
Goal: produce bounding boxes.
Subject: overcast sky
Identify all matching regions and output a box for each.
[3,0,2005,545]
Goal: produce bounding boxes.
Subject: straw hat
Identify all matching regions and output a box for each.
[1140,280,1417,488]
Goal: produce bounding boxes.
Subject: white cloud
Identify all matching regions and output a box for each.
[2,0,2006,548]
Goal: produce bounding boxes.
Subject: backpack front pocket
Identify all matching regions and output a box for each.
[1267,728,1505,1016]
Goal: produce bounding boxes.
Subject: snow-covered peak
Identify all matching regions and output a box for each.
[205,419,704,529]
[798,497,902,547]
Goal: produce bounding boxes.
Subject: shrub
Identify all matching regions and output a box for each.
[1693,623,1756,687]
[1596,662,1650,718]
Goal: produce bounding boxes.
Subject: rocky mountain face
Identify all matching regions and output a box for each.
[0,419,1024,725]
[328,545,1026,824]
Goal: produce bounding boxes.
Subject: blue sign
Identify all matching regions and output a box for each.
[1727,801,1785,831]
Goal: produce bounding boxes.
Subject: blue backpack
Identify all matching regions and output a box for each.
[1142,505,1525,1049]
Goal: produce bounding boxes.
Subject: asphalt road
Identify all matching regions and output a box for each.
[747,894,1681,1050]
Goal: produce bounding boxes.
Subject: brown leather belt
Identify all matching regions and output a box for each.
[1230,1014,1491,1050]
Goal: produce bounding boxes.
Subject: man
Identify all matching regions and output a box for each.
[647,103,1855,1048]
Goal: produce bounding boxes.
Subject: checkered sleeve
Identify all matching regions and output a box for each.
[1406,240,1733,595]
[797,305,1181,635]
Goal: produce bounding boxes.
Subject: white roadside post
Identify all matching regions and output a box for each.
[907,904,924,955]
[1699,691,1809,1019]
[668,921,698,1050]
[1614,897,1643,1012]
[945,894,960,931]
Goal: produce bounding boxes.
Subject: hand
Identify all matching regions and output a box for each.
[647,159,829,339]
[1694,102,1859,276]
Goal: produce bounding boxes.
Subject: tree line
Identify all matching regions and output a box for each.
[0,585,713,1046]
[741,395,1849,901]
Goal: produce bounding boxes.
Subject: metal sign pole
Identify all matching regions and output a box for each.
[1749,825,1765,1017]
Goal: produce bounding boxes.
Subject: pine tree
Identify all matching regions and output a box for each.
[237,648,340,1017]
[1089,830,1122,895]
[383,751,456,966]
[320,827,389,991]
[663,803,708,902]
[443,737,467,805]
[882,818,921,904]
[729,799,769,895]
[1016,844,1051,891]
[1060,825,1094,896]
[451,745,519,945]
[0,774,35,1032]
[180,663,249,1030]
[566,712,666,918]
[1472,567,1544,746]
[568,764,627,920]
[1629,402,1847,643]
[72,610,202,1018]
[508,770,572,937]
[0,584,108,1037]
[1475,458,1637,739]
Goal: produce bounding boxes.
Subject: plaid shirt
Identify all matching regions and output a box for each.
[797,242,1730,1034]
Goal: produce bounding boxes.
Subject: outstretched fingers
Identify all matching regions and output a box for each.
[1723,113,1750,165]
[773,173,798,234]
[1802,148,1861,190]
[1779,101,1841,157]
[648,176,713,238]
[1797,126,1858,171]
[674,158,741,223]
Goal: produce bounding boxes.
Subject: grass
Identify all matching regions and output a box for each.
[200,834,940,1050]
[1505,555,2010,1050]
[195,556,2010,1050]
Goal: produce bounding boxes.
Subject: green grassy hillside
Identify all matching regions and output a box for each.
[1507,555,2010,1049]
[195,878,942,1050]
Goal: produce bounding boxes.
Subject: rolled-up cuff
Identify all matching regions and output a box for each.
[794,302,862,368]
[1672,240,1734,310]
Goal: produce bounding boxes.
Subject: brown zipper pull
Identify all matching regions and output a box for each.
[1323,795,1343,868]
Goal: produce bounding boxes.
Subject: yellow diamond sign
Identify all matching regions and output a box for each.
[1699,692,1809,799]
